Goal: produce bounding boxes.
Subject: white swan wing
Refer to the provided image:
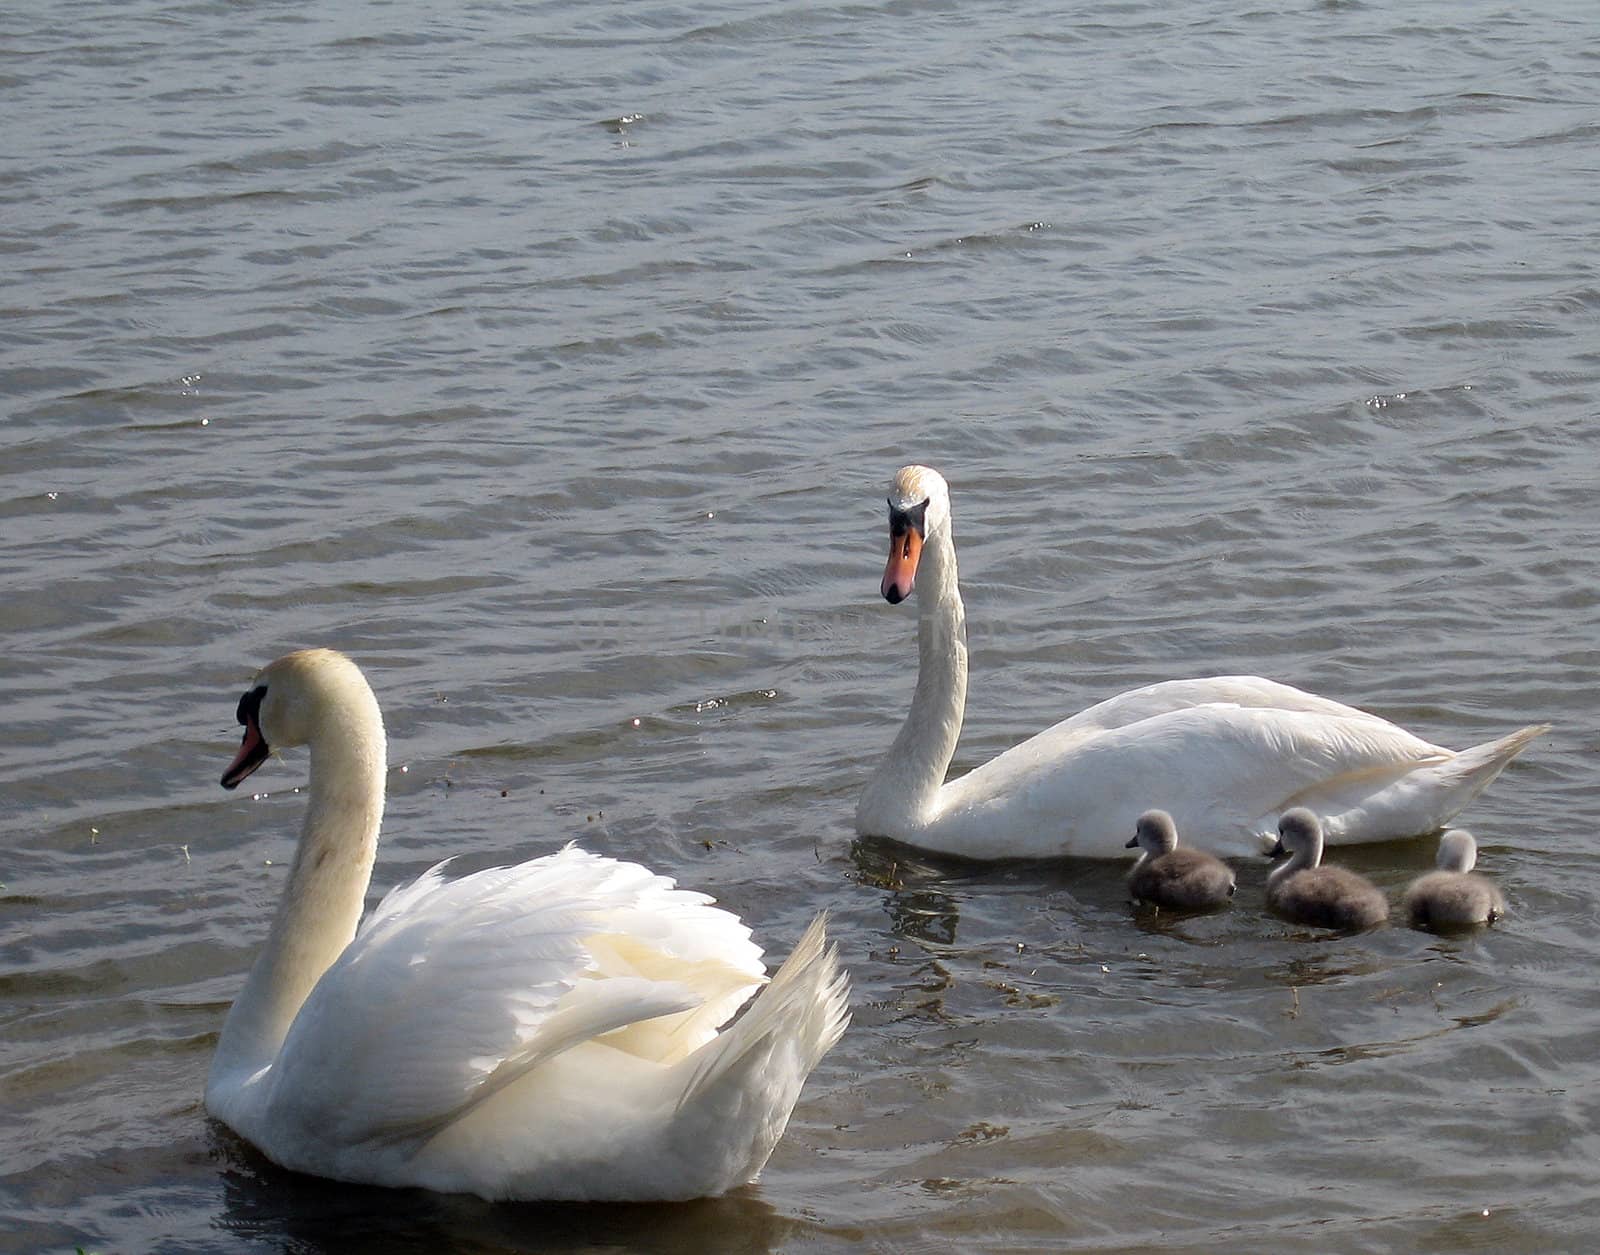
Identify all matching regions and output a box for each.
[1043,675,1403,740]
[262,844,766,1146]
[937,703,1449,857]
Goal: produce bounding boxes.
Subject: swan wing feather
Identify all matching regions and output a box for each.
[937,703,1448,857]
[264,844,764,1146]
[1041,675,1403,741]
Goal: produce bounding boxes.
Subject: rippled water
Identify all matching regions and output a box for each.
[4,0,1598,1250]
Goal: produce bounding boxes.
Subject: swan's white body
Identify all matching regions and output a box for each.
[856,465,1547,860]
[207,649,849,1201]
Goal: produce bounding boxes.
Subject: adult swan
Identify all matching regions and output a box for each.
[208,648,849,1201]
[855,465,1545,859]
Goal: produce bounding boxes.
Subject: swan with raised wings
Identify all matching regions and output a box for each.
[207,649,848,1201]
[855,465,1546,859]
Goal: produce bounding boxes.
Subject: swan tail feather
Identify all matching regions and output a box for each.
[668,914,849,1185]
[1305,723,1549,844]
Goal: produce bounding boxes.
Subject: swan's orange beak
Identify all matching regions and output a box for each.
[222,721,270,789]
[881,524,923,604]
[222,684,271,790]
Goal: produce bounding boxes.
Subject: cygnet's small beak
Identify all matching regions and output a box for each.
[881,524,924,604]
[1124,835,1140,849]
[1267,840,1287,860]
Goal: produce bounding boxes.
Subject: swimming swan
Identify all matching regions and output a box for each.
[205,648,849,1201]
[1266,808,1389,931]
[855,464,1547,859]
[1401,829,1505,929]
[1126,809,1236,911]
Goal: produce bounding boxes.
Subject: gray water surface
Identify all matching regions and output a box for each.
[3,0,1598,1250]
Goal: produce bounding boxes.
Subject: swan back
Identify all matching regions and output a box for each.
[258,845,765,1151]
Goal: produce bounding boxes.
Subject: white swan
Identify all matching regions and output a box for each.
[856,464,1547,859]
[206,648,849,1202]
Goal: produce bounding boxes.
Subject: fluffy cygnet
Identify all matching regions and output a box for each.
[1267,808,1388,931]
[1402,829,1505,930]
[1125,809,1236,912]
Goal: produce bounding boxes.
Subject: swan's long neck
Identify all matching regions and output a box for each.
[858,524,967,835]
[1268,836,1321,892]
[210,699,385,1090]
[1437,833,1477,873]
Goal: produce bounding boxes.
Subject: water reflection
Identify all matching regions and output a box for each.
[849,837,964,948]
[1264,950,1387,989]
[1126,898,1241,946]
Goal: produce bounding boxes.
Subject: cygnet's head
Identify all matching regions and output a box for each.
[1270,807,1326,866]
[880,464,953,604]
[221,649,375,789]
[1434,829,1479,874]
[1126,809,1180,857]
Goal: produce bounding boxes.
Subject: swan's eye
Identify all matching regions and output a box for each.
[887,497,930,537]
[237,684,267,728]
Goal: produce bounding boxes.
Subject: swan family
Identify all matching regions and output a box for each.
[206,461,1537,1201]
[856,464,1545,859]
